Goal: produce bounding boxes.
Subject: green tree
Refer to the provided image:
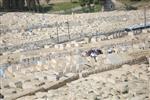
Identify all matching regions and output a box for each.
[79,0,94,12]
[79,0,101,12]
[1,0,42,12]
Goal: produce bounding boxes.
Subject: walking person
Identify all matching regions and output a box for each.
[90,50,97,62]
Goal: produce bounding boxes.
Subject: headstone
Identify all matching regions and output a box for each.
[9,82,16,88]
[51,59,57,64]
[142,29,147,33]
[35,66,42,72]
[100,35,107,40]
[50,59,57,69]
[84,37,90,43]
[115,82,129,93]
[66,56,72,62]
[91,37,97,43]
[74,42,79,47]
[59,44,64,50]
[37,61,42,66]
[71,41,79,47]
[108,35,113,39]
[7,66,14,75]
[1,88,16,95]
[113,33,117,38]
[128,32,135,38]
[22,82,36,89]
[133,44,140,49]
[15,81,22,88]
[44,45,49,49]
[43,65,49,70]
[66,43,71,48]
[54,44,59,49]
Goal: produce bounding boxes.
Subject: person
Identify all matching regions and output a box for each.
[107,47,115,54]
[94,48,103,55]
[0,68,4,77]
[90,50,97,62]
[82,48,103,62]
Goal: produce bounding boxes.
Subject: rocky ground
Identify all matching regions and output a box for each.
[0,10,150,46]
[0,11,150,100]
[17,63,149,100]
[0,31,149,100]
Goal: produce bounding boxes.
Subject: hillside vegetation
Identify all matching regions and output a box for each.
[0,0,149,13]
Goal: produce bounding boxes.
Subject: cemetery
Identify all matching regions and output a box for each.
[0,7,150,100]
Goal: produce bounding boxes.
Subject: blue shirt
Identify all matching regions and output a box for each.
[0,68,4,77]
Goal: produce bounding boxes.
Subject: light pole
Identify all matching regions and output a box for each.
[66,21,71,41]
[144,7,147,27]
[56,22,59,43]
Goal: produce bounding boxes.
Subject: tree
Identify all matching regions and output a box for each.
[79,0,110,12]
[1,0,42,12]
[2,0,10,10]
[79,0,100,12]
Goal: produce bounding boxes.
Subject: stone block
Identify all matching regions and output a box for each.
[91,37,97,43]
[16,96,36,100]
[9,82,16,88]
[51,59,57,64]
[1,87,17,94]
[22,82,36,89]
[35,92,47,98]
[43,65,49,71]
[133,44,140,49]
[100,35,107,40]
[45,75,57,81]
[97,76,107,82]
[112,96,121,100]
[44,45,49,49]
[15,81,23,89]
[113,33,118,38]
[4,70,14,78]
[7,66,14,74]
[65,73,75,77]
[59,44,64,50]
[115,82,129,94]
[129,83,147,95]
[84,37,90,43]
[142,29,148,33]
[130,94,147,100]
[107,77,116,84]
[74,42,80,47]
[128,32,134,38]
[54,44,59,49]
[148,67,150,72]
[139,74,149,81]
[108,35,113,39]
[115,33,120,38]
[66,43,72,48]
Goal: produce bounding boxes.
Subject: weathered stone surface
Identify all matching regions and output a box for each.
[22,82,36,89]
[115,82,129,94]
[15,81,23,89]
[0,9,150,100]
[35,92,47,98]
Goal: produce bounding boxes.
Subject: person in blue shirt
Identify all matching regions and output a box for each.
[0,68,4,77]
